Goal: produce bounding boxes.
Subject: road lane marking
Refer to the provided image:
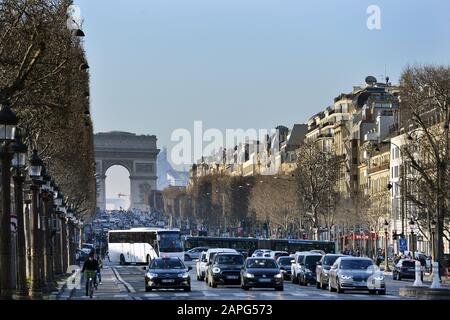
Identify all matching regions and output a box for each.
[113,294,130,298]
[144,293,160,297]
[203,292,219,297]
[233,293,250,297]
[260,293,279,296]
[112,267,136,293]
[174,293,190,297]
[289,293,308,297]
[319,293,338,298]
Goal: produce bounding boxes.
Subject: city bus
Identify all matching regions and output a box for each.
[108,228,184,264]
[184,236,335,257]
[184,236,259,257]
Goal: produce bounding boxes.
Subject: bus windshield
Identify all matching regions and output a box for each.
[159,233,184,253]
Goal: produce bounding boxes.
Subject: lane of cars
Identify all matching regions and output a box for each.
[143,247,401,295]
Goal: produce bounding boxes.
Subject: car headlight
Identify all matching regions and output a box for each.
[178,272,189,278]
[244,272,255,278]
[212,267,221,274]
[374,275,384,281]
[147,273,158,279]
[340,275,352,280]
[274,273,283,279]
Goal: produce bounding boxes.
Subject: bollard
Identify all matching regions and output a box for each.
[430,262,441,289]
[413,260,423,287]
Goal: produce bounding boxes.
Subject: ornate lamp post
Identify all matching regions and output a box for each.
[383,220,391,271]
[40,169,54,291]
[11,131,28,299]
[431,219,436,263]
[409,219,416,258]
[28,150,43,298]
[0,102,18,299]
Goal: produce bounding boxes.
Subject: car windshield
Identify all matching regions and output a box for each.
[402,261,415,267]
[247,259,277,269]
[215,255,244,265]
[297,255,304,263]
[324,256,341,266]
[305,255,322,268]
[278,257,293,266]
[150,259,184,269]
[340,259,373,270]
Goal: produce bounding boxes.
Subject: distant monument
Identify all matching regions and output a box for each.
[94,132,160,211]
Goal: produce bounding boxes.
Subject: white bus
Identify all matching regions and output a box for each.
[108,228,184,264]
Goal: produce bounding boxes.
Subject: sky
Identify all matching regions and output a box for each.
[74,0,450,200]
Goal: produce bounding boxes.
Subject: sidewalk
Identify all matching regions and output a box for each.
[57,265,133,300]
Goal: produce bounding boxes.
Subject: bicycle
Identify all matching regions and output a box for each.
[85,270,97,298]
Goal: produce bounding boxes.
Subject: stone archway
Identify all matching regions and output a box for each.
[94,132,160,211]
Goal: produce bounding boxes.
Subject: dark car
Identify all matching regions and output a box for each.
[235,249,249,259]
[393,259,423,281]
[206,253,245,287]
[297,253,323,286]
[328,257,385,295]
[240,258,283,291]
[277,256,295,280]
[144,257,192,292]
[316,254,346,289]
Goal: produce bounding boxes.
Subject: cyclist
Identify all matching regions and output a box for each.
[81,253,99,296]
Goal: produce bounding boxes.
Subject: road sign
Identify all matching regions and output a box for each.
[399,238,407,252]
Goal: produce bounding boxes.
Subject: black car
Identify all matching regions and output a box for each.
[206,253,245,287]
[277,256,294,280]
[316,254,346,289]
[144,257,192,292]
[393,259,423,281]
[241,258,283,291]
[298,254,323,286]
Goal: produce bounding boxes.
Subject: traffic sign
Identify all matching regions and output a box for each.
[399,238,407,252]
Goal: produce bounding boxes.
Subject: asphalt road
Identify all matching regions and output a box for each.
[66,261,420,300]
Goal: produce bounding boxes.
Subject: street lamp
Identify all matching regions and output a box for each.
[430,219,436,262]
[28,149,43,298]
[0,102,18,299]
[11,131,29,298]
[409,219,416,258]
[383,220,391,271]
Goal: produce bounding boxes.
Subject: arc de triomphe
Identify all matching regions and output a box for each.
[94,132,160,211]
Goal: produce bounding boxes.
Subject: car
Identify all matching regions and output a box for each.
[316,254,346,289]
[196,251,208,281]
[202,248,238,282]
[277,256,295,280]
[252,249,272,257]
[206,253,245,288]
[143,257,192,292]
[393,259,423,281]
[328,257,385,295]
[240,257,283,291]
[297,253,323,286]
[185,247,210,261]
[291,251,309,284]
[270,251,289,260]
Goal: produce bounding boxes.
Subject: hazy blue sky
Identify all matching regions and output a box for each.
[74,0,450,200]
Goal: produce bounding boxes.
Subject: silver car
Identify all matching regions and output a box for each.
[328,257,386,295]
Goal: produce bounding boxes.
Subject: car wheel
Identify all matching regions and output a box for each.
[120,254,125,265]
[378,289,386,295]
[398,274,402,281]
[300,276,306,286]
[184,287,191,292]
[369,290,377,295]
[316,278,321,289]
[292,273,298,284]
[211,280,217,288]
[275,286,284,291]
[146,255,150,265]
[145,286,152,292]
[242,285,250,291]
[336,280,344,294]
[321,279,327,290]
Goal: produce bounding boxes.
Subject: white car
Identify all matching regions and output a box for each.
[291,251,309,284]
[196,251,208,281]
[251,249,272,257]
[200,248,239,282]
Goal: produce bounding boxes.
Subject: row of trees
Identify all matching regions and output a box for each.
[0,0,96,218]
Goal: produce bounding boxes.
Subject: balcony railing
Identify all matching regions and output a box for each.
[367,162,390,174]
